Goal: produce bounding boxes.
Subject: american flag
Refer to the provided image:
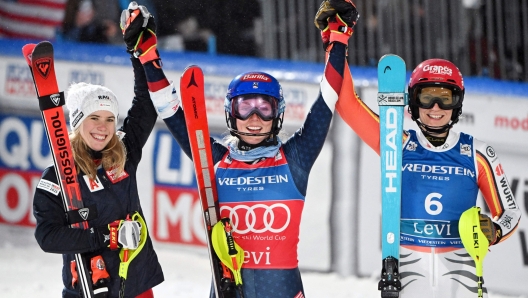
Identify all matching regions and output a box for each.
[0,0,67,40]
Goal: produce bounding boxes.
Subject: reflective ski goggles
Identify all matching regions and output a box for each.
[415,86,462,110]
[233,94,278,121]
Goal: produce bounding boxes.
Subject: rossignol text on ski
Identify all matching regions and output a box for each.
[22,41,99,298]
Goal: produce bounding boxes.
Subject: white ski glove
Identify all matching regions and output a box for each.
[150,81,180,119]
[117,220,142,250]
[105,218,142,250]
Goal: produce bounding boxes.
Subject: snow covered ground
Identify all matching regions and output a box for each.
[0,225,524,298]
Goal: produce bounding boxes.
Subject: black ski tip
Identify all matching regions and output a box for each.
[32,41,54,58]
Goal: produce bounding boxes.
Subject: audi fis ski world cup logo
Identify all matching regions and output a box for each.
[220,203,291,235]
[35,58,52,78]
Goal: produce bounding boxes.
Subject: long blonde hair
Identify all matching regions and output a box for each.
[69,128,127,180]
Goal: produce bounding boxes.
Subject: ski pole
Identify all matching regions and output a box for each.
[459,206,489,298]
[212,218,245,297]
[118,212,148,298]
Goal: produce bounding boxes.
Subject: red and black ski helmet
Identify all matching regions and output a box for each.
[408,59,465,124]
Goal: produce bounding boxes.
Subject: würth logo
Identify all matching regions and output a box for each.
[35,58,51,78]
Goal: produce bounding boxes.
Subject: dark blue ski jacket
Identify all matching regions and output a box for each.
[33,58,163,298]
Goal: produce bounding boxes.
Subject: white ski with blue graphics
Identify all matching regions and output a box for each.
[377,54,406,297]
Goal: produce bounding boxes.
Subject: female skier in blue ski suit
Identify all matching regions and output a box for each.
[146,1,359,296]
[335,47,522,298]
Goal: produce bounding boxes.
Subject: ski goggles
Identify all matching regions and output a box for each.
[232,94,278,121]
[415,85,462,110]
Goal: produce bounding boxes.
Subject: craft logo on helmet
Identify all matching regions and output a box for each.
[422,64,453,76]
[241,73,271,82]
[220,203,291,234]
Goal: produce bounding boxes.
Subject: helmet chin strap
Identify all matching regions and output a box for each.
[229,129,279,148]
[229,129,273,137]
[416,119,453,135]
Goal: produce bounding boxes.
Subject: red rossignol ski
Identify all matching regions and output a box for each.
[22,41,96,298]
[180,66,242,298]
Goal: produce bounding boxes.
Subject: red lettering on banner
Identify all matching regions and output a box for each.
[153,185,206,246]
[5,80,37,97]
[494,115,528,131]
[0,169,39,226]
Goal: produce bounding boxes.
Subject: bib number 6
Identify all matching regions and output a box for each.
[425,193,443,215]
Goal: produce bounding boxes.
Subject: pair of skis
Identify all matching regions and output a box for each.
[180,66,244,298]
[22,42,100,298]
[23,42,144,298]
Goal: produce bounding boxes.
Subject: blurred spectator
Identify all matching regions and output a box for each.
[204,0,261,56]
[0,0,67,40]
[62,0,121,44]
[152,1,210,52]
[152,0,260,56]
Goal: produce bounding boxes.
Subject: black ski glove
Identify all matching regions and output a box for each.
[479,214,502,245]
[314,0,359,50]
[120,1,158,64]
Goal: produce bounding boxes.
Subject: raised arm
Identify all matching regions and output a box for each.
[119,3,169,166]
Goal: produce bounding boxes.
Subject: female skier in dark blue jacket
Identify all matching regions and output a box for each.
[33,3,170,297]
[146,1,359,297]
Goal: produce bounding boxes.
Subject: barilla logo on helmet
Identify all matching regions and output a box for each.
[241,73,272,82]
[422,64,453,76]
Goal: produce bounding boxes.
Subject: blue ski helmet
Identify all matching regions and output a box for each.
[224,72,285,139]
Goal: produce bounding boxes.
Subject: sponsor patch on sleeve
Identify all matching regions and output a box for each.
[37,179,61,196]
